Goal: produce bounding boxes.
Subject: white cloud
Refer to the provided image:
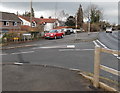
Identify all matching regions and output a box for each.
[105,10,118,16]
[0,2,118,24]
[35,11,55,18]
[0,5,25,14]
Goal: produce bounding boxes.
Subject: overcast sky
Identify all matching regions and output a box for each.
[0,1,119,24]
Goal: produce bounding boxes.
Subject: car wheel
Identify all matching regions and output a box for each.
[61,35,64,38]
[54,36,57,39]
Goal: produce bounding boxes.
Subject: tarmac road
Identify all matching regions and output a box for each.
[2,32,119,83]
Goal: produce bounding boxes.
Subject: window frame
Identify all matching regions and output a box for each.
[13,22,17,26]
[3,21,9,26]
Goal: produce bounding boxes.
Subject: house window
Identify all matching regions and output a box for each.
[13,22,17,26]
[3,21,9,26]
[32,22,36,27]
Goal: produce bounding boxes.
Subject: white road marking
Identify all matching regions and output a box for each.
[40,46,58,48]
[93,41,100,47]
[11,51,34,55]
[96,40,108,49]
[113,54,118,57]
[0,53,7,56]
[93,40,120,60]
[32,46,62,49]
[113,54,120,59]
[33,45,75,49]
[59,49,94,52]
[11,52,20,55]
[32,47,41,49]
[69,68,80,71]
[20,51,34,54]
[67,45,75,48]
[117,57,120,59]
[14,62,23,65]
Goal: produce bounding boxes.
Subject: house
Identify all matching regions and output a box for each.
[0,12,22,34]
[19,16,60,32]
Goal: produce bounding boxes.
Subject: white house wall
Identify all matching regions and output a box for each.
[44,23,54,31]
[19,17,31,26]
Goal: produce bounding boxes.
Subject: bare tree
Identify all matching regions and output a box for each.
[84,4,103,23]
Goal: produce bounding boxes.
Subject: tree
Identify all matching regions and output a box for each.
[84,4,103,23]
[22,8,35,17]
[22,11,30,17]
[16,11,19,16]
[40,16,44,19]
[31,8,34,17]
[65,16,76,26]
[76,4,83,27]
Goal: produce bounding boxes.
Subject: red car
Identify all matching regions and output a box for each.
[44,29,64,39]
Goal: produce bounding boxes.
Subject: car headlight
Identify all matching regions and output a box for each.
[50,34,54,36]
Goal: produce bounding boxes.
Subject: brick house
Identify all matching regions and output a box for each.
[0,12,22,34]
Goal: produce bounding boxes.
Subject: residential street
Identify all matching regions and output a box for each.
[1,1,119,91]
[2,31,119,83]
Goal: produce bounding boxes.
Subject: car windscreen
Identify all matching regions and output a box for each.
[49,30,57,33]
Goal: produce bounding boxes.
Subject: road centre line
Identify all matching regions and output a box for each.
[11,51,34,55]
[32,45,75,49]
[59,49,94,52]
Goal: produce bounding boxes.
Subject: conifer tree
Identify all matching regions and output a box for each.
[76,4,83,28]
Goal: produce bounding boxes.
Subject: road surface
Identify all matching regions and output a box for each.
[2,31,119,82]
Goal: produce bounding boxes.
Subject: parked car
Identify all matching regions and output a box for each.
[62,28,73,35]
[44,29,64,39]
[73,28,84,33]
[106,27,112,33]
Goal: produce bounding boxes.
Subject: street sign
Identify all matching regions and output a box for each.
[88,18,91,22]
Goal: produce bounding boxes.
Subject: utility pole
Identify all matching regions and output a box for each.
[75,0,77,30]
[88,0,91,35]
[88,12,90,35]
[75,13,78,39]
[30,0,32,28]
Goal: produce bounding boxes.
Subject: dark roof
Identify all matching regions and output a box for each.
[0,12,22,22]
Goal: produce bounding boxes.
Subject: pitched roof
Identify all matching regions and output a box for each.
[0,12,22,22]
[54,26,69,29]
[19,16,58,24]
[38,18,58,24]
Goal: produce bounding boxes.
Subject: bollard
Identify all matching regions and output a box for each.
[93,46,101,88]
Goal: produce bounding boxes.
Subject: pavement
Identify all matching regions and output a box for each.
[2,63,104,91]
[1,32,99,50]
[75,32,98,41]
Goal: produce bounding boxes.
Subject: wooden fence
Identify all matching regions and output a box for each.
[93,46,120,88]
